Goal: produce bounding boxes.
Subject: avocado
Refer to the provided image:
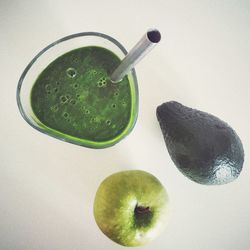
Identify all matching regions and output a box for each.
[156,101,244,185]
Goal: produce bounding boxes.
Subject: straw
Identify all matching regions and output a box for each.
[110,29,161,83]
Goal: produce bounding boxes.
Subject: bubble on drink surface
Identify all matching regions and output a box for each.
[85,109,90,114]
[50,105,59,112]
[112,104,116,109]
[76,94,80,99]
[66,67,77,78]
[45,84,51,94]
[106,120,111,125]
[65,94,71,99]
[122,101,126,106]
[73,83,79,89]
[97,77,107,87]
[54,88,58,93]
[56,81,60,85]
[91,117,97,122]
[114,92,119,96]
[45,84,51,90]
[60,96,67,104]
[63,112,69,118]
[90,69,97,76]
[70,99,76,105]
[102,78,107,86]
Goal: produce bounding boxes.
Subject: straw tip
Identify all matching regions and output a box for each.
[147,29,161,43]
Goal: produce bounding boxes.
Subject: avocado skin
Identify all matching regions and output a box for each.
[156,101,244,185]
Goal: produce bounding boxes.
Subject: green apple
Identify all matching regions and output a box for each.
[93,170,169,247]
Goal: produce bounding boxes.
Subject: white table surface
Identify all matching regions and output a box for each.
[1,1,250,249]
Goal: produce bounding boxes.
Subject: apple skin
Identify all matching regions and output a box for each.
[93,170,169,247]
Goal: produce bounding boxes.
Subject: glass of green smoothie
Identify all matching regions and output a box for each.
[17,32,138,148]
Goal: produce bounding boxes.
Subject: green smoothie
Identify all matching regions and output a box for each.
[30,46,137,147]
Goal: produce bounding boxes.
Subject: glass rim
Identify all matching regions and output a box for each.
[16,31,138,148]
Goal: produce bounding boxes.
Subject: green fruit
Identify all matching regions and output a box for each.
[156,101,244,185]
[93,170,169,247]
